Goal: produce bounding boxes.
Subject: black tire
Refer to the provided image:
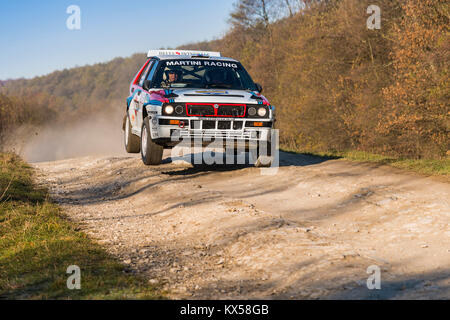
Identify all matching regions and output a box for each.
[141,117,164,165]
[124,114,140,153]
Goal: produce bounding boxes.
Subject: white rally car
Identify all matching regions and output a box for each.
[124,50,275,166]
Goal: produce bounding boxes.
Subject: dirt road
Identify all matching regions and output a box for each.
[33,151,450,299]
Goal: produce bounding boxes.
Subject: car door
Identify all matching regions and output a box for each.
[136,60,157,130]
[130,60,154,132]
[128,88,141,134]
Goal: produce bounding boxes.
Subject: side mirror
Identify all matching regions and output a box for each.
[255,83,263,93]
[143,79,152,90]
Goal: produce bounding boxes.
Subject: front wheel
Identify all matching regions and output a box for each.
[141,117,163,165]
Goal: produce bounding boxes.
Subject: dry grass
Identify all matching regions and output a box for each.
[0,153,163,299]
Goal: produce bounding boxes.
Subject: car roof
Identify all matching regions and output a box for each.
[147,49,239,63]
[153,55,239,63]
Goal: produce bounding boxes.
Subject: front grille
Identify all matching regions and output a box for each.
[186,120,242,130]
[218,121,231,130]
[203,120,216,129]
[187,105,215,116]
[186,103,246,117]
[190,120,201,129]
[180,129,253,140]
[217,105,245,117]
[233,121,243,130]
[187,120,245,130]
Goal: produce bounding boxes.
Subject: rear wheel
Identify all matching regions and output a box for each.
[141,117,163,165]
[124,114,140,153]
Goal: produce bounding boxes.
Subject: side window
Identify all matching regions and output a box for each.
[138,60,154,87]
[146,60,159,88]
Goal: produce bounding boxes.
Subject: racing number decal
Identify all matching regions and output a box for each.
[129,90,141,129]
[136,93,147,130]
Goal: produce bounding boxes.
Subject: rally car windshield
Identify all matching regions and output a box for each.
[151,60,258,91]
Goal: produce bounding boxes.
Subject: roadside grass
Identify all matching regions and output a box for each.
[0,153,163,299]
[281,148,450,178]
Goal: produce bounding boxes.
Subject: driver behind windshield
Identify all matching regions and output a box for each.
[163,69,182,86]
[155,60,257,90]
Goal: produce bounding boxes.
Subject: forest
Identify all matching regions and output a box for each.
[1,0,448,160]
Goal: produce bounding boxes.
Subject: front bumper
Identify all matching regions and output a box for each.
[151,116,273,148]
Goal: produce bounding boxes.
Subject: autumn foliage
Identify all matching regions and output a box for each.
[379,0,449,158]
[183,0,449,159]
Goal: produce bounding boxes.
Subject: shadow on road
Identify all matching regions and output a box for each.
[163,150,338,176]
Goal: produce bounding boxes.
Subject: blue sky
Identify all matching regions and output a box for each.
[0,0,235,80]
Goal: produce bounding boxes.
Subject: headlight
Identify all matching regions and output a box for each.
[248,107,257,117]
[175,105,184,115]
[164,105,174,115]
[257,107,267,117]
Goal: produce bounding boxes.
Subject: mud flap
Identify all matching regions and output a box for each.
[122,115,127,131]
[146,105,160,139]
[150,116,160,139]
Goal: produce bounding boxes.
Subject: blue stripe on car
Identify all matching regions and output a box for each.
[143,100,163,107]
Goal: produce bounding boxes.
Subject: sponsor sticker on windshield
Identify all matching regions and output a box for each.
[166,60,238,68]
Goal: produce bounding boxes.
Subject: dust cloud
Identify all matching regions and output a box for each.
[15,113,129,163]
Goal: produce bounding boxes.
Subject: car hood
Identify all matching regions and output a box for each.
[167,88,268,105]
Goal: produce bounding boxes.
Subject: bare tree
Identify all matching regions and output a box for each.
[229,0,277,28]
[261,0,270,25]
[229,0,317,29]
[284,0,294,17]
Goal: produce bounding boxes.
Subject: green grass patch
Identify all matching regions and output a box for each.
[0,153,163,299]
[281,148,450,178]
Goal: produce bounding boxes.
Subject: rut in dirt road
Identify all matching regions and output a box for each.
[34,151,450,299]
